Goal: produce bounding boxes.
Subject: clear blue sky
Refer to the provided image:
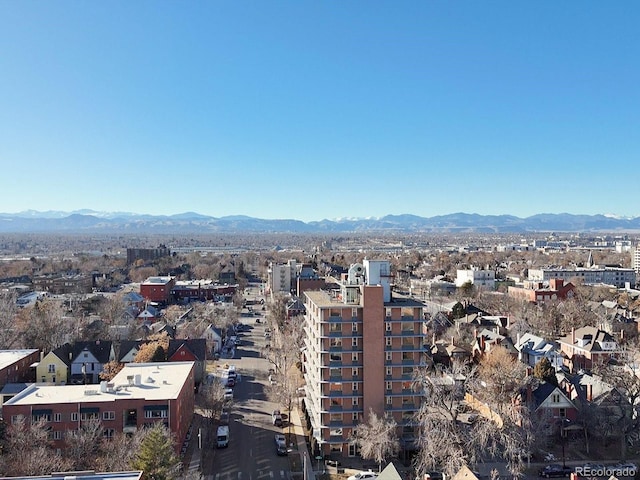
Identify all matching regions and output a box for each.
[1,1,639,221]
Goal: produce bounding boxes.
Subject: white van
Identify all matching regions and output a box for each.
[216,425,229,448]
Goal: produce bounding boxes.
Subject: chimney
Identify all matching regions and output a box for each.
[571,328,575,345]
[451,336,455,347]
[432,333,436,346]
[526,384,533,404]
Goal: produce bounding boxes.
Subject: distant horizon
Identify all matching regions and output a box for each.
[2,208,639,222]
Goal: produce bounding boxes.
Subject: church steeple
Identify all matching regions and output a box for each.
[587,250,594,268]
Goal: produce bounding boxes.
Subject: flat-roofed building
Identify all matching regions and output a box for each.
[3,362,195,452]
[0,350,39,388]
[303,260,424,457]
[140,276,175,304]
[528,266,635,288]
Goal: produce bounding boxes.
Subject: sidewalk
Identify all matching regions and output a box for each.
[289,405,316,480]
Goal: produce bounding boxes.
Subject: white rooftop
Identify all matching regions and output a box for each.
[4,362,194,407]
[0,350,38,370]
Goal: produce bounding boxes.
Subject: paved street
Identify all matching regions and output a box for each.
[190,288,300,480]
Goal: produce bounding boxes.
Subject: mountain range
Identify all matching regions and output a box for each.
[1,210,640,234]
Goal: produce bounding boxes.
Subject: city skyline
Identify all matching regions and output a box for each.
[2,2,639,221]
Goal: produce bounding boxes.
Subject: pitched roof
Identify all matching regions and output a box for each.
[377,462,404,480]
[558,326,617,352]
[452,465,480,480]
[51,343,74,366]
[72,340,113,364]
[117,340,144,361]
[167,338,207,361]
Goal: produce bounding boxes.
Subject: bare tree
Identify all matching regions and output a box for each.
[0,290,19,349]
[351,408,399,472]
[263,317,305,444]
[413,361,530,479]
[2,416,71,476]
[22,299,75,352]
[65,417,103,470]
[477,348,526,416]
[200,380,228,425]
[95,428,146,472]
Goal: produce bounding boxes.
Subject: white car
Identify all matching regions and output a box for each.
[347,471,378,480]
[224,388,233,400]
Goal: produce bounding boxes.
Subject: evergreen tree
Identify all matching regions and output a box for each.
[533,357,557,386]
[131,423,181,480]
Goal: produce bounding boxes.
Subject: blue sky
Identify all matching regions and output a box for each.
[1,2,639,221]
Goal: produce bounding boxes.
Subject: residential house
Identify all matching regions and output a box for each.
[557,326,620,372]
[37,344,73,385]
[451,466,481,480]
[472,328,517,359]
[137,305,160,322]
[203,324,223,355]
[167,339,207,385]
[69,341,116,384]
[559,371,633,438]
[286,298,306,318]
[118,341,142,363]
[519,381,578,435]
[514,333,563,369]
[377,462,404,480]
[428,336,472,368]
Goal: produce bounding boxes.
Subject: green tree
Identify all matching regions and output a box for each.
[131,422,181,480]
[533,358,557,386]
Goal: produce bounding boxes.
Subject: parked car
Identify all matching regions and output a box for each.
[347,471,378,480]
[272,409,283,427]
[224,388,233,401]
[275,434,288,456]
[538,465,573,478]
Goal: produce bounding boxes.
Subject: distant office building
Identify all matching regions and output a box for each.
[303,260,424,456]
[126,245,171,265]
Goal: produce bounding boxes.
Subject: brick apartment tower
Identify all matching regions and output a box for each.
[303,260,424,457]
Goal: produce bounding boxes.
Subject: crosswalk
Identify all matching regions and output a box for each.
[208,470,291,480]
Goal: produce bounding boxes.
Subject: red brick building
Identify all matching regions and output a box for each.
[3,362,194,452]
[507,278,575,303]
[140,276,176,304]
[0,350,39,388]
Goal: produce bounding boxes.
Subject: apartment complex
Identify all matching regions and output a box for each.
[528,266,635,288]
[267,260,298,295]
[302,260,424,457]
[3,362,195,452]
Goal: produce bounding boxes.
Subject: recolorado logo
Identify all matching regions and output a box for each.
[575,466,637,477]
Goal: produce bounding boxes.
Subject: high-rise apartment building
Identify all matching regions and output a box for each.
[302,260,424,457]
